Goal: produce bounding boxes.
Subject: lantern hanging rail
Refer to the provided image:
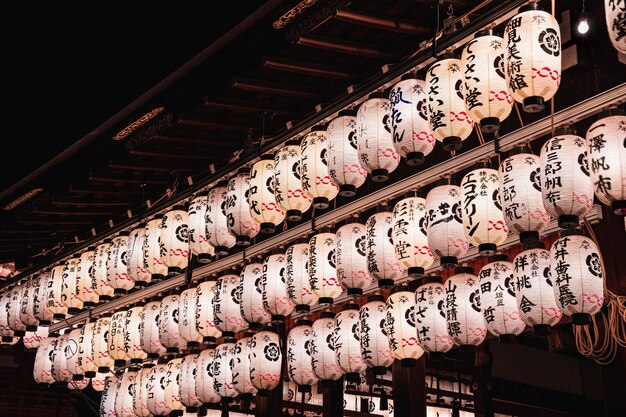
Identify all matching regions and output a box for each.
[45,82,620,332]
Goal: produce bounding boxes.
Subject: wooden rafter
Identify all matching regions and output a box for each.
[334,8,430,35]
[108,159,195,173]
[262,56,355,79]
[297,34,391,58]
[177,114,261,131]
[202,96,293,116]
[232,77,324,99]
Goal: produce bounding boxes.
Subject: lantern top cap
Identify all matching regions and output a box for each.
[284,139,301,147]
[420,276,443,285]
[435,176,455,186]
[599,105,625,118]
[368,91,387,100]
[437,51,458,60]
[561,227,584,237]
[367,294,385,303]
[118,231,130,237]
[171,203,188,211]
[488,254,509,263]
[508,144,533,156]
[343,303,360,311]
[296,319,312,327]
[391,283,410,294]
[472,160,492,170]
[237,167,250,175]
[243,331,255,338]
[400,72,418,81]
[102,238,112,244]
[523,241,546,250]
[310,124,326,132]
[86,245,97,251]
[134,223,146,230]
[258,153,275,161]
[215,180,229,188]
[320,311,336,319]
[475,28,499,38]
[554,124,577,136]
[72,253,81,258]
[152,214,164,220]
[454,266,474,275]
[519,2,542,13]
[337,109,357,117]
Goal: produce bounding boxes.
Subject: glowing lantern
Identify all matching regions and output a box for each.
[124,306,148,364]
[550,230,604,325]
[144,215,168,281]
[262,252,295,322]
[115,370,137,417]
[335,220,372,296]
[46,262,69,320]
[389,73,435,165]
[425,181,469,268]
[359,295,394,375]
[107,232,133,295]
[232,333,257,397]
[206,181,237,255]
[33,270,54,326]
[274,140,311,221]
[7,284,26,335]
[585,107,626,215]
[327,110,367,197]
[140,300,167,358]
[60,254,84,314]
[287,319,319,392]
[357,92,400,182]
[249,155,286,234]
[23,326,48,350]
[180,353,203,412]
[426,56,473,152]
[286,241,318,313]
[109,310,132,368]
[188,192,216,262]
[444,267,486,348]
[301,125,339,209]
[93,240,115,301]
[77,321,97,378]
[309,230,342,304]
[19,276,40,331]
[366,208,403,288]
[65,326,83,380]
[164,357,185,416]
[0,291,14,342]
[179,286,203,348]
[499,146,550,244]
[161,205,190,275]
[461,164,508,255]
[159,294,183,353]
[33,335,56,384]
[91,371,108,392]
[213,341,238,399]
[69,377,90,391]
[195,280,221,343]
[146,361,172,416]
[605,0,626,54]
[504,3,561,113]
[213,274,245,338]
[461,30,512,133]
[127,225,151,287]
[415,278,454,357]
[332,304,366,382]
[196,347,221,404]
[385,285,423,366]
[392,196,434,277]
[479,255,526,342]
[310,313,343,381]
[239,262,272,328]
[99,375,120,417]
[51,332,72,383]
[133,364,156,417]
[76,247,99,308]
[249,330,282,393]
[226,169,261,246]
[93,315,113,373]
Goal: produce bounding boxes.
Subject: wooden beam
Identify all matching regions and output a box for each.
[30,207,114,216]
[177,114,261,131]
[474,343,495,417]
[128,148,213,161]
[392,357,426,417]
[232,77,324,100]
[297,34,391,58]
[88,172,172,185]
[52,197,131,207]
[322,377,344,417]
[334,8,430,35]
[1,227,80,234]
[69,185,144,196]
[17,218,95,225]
[108,159,195,173]
[153,133,240,147]
[262,56,355,79]
[202,96,293,116]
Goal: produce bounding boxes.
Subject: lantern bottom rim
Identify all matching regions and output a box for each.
[84,371,96,378]
[196,253,213,263]
[295,304,311,313]
[519,231,540,245]
[25,325,38,332]
[429,352,445,361]
[0,336,13,343]
[72,374,84,381]
[313,197,330,209]
[478,243,498,256]
[442,136,462,152]
[235,235,252,246]
[147,353,160,359]
[499,334,518,344]
[38,320,51,327]
[257,389,272,397]
[185,407,198,413]
[13,330,25,337]
[166,347,180,353]
[339,184,357,197]
[532,324,552,335]
[297,384,312,393]
[53,313,66,320]
[408,266,425,277]
[371,168,389,183]
[260,222,276,234]
[522,96,545,113]
[82,301,96,309]
[248,321,264,330]
[286,210,302,222]
[406,151,425,167]
[186,341,200,348]
[113,288,127,296]
[130,358,143,364]
[372,366,388,375]
[170,411,184,417]
[151,273,165,282]
[558,215,580,229]
[318,297,334,305]
[202,336,217,344]
[572,313,592,326]
[611,200,626,216]
[271,314,286,324]
[168,266,183,275]
[439,256,458,268]
[345,372,361,383]
[347,288,363,296]
[213,246,230,256]
[400,358,417,367]
[377,279,395,289]
[480,117,500,134]
[97,366,110,373]
[457,344,476,354]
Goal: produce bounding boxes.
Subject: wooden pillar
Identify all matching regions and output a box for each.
[322,377,344,417]
[255,321,285,417]
[473,343,494,417]
[392,356,426,417]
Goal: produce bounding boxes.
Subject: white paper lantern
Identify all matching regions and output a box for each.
[232,334,257,397]
[605,0,626,54]
[461,166,508,255]
[226,169,261,246]
[479,256,526,341]
[415,279,454,356]
[213,342,238,399]
[359,296,394,375]
[180,353,203,411]
[239,262,272,328]
[51,332,72,383]
[23,326,48,350]
[385,286,424,365]
[93,240,115,301]
[159,294,183,353]
[195,280,221,343]
[286,241,318,313]
[123,306,148,364]
[335,221,373,296]
[115,370,137,417]
[331,305,366,384]
[188,192,216,262]
[206,181,237,255]
[140,300,167,358]
[586,109,626,215]
[392,196,434,277]
[262,253,295,322]
[213,274,245,338]
[18,276,40,331]
[143,215,168,281]
[540,127,594,228]
[75,247,99,308]
[357,92,400,182]
[249,155,286,234]
[287,319,319,391]
[461,30,513,133]
[327,110,367,197]
[196,347,221,404]
[60,254,84,314]
[108,310,132,368]
[93,315,113,373]
[33,335,56,384]
[425,183,469,267]
[389,74,436,166]
[99,375,120,417]
[77,321,97,378]
[91,371,108,392]
[504,4,561,113]
[310,313,343,381]
[161,205,190,275]
[69,377,90,391]
[146,362,172,416]
[133,364,156,417]
[274,140,312,221]
[444,267,486,347]
[426,57,473,151]
[499,148,550,244]
[164,357,185,415]
[0,291,14,341]
[300,125,339,209]
[107,232,133,295]
[127,224,151,288]
[309,231,342,304]
[249,330,282,393]
[366,210,403,288]
[46,263,69,320]
[65,326,83,380]
[7,284,26,335]
[33,270,53,326]
[550,231,604,325]
[179,286,203,348]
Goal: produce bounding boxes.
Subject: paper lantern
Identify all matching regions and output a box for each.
[310,313,343,381]
[249,155,286,234]
[300,125,339,209]
[461,165,508,255]
[18,276,40,331]
[415,278,454,357]
[232,334,257,397]
[249,330,282,393]
[332,304,366,383]
[133,364,156,417]
[45,263,69,321]
[213,274,245,338]
[188,192,216,262]
[586,108,626,215]
[356,92,400,182]
[327,110,367,197]
[60,254,84,314]
[108,310,131,368]
[68,377,90,391]
[499,147,550,244]
[33,335,56,384]
[146,361,172,416]
[286,241,318,313]
[180,353,203,412]
[93,240,115,301]
[143,215,168,281]
[335,221,373,296]
[0,290,14,341]
[107,232,133,295]
[359,296,394,375]
[23,326,48,350]
[504,3,561,113]
[309,231,342,304]
[51,332,72,383]
[196,347,221,404]
[239,262,272,328]
[213,342,238,399]
[605,0,626,54]
[274,140,311,221]
[426,57,473,151]
[159,294,183,353]
[75,247,99,308]
[91,371,108,392]
[7,284,26,335]
[116,370,138,417]
[425,182,469,267]
[140,300,167,358]
[513,244,562,333]
[77,321,97,377]
[124,306,148,363]
[366,209,403,288]
[179,286,203,348]
[164,357,185,416]
[206,181,237,255]
[226,169,261,246]
[389,74,436,166]
[262,253,295,322]
[540,126,594,228]
[461,30,512,133]
[550,230,604,325]
[99,375,120,417]
[127,225,151,287]
[65,326,83,380]
[385,285,423,366]
[478,255,526,342]
[93,315,114,373]
[161,205,190,275]
[287,319,319,391]
[392,196,434,277]
[444,267,486,347]
[32,270,53,326]
[195,280,221,343]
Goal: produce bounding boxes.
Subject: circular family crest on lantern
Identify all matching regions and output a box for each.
[274,140,311,222]
[226,168,261,246]
[327,110,367,197]
[187,192,215,262]
[301,125,339,209]
[249,155,286,233]
[250,330,282,394]
[161,205,190,275]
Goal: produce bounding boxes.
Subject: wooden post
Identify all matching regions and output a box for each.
[392,356,427,417]
[322,377,344,417]
[473,343,494,417]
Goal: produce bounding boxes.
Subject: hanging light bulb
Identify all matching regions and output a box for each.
[161,205,190,275]
[366,205,403,289]
[212,274,246,338]
[188,192,216,262]
[195,279,221,344]
[249,155,286,234]
[127,225,150,287]
[301,125,339,209]
[444,266,487,349]
[60,254,83,315]
[604,0,626,53]
[249,330,282,394]
[577,15,589,34]
[392,194,434,277]
[327,110,367,197]
[335,218,373,295]
[262,252,295,323]
[206,181,237,256]
[158,293,183,354]
[310,312,343,382]
[75,247,99,308]
[107,232,133,296]
[332,304,366,383]
[287,319,319,393]
[143,216,168,281]
[359,295,394,375]
[239,261,272,329]
[415,277,454,358]
[139,299,167,359]
[385,284,424,366]
[309,229,342,305]
[286,239,319,313]
[179,285,203,349]
[227,168,261,245]
[274,139,311,222]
